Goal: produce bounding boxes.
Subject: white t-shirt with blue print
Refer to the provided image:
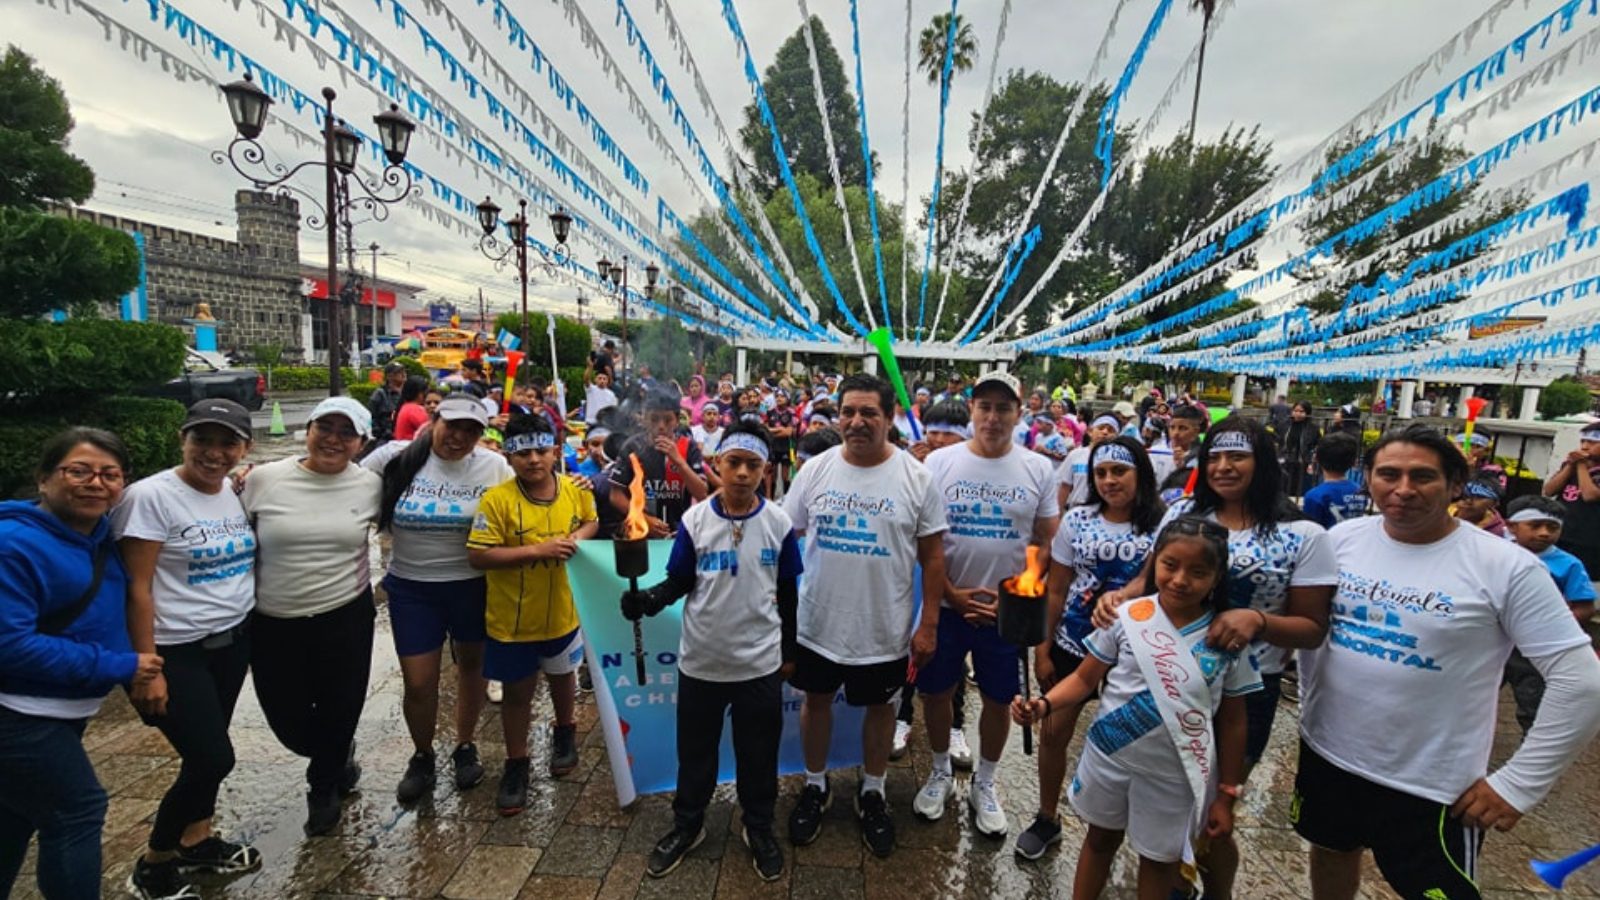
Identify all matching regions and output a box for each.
[1159,498,1338,674]
[1083,608,1263,778]
[925,442,1058,597]
[1050,506,1156,657]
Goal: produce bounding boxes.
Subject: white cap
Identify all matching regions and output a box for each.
[309,396,373,438]
[972,371,1022,402]
[437,395,489,426]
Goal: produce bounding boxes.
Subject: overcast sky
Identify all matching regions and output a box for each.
[8,0,1595,336]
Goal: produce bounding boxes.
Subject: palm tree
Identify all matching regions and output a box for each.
[917,12,978,88]
[1186,0,1218,146]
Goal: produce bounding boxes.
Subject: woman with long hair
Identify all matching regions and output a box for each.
[361,395,512,806]
[1016,437,1165,861]
[1280,401,1321,498]
[1094,415,1336,898]
[393,375,433,441]
[0,429,164,900]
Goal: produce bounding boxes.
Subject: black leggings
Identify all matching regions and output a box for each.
[144,625,251,853]
[251,593,376,794]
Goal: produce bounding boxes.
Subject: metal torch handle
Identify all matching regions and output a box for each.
[1019,647,1033,755]
[630,576,647,684]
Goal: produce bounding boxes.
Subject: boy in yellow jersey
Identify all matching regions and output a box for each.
[468,413,598,815]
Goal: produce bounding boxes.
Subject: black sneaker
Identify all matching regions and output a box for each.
[174,835,262,874]
[127,858,200,899]
[856,790,895,858]
[337,742,361,797]
[550,724,579,777]
[396,750,436,804]
[578,664,594,694]
[452,742,485,790]
[743,826,784,882]
[305,789,341,837]
[645,825,705,878]
[1014,813,1063,860]
[787,779,831,846]
[497,757,531,816]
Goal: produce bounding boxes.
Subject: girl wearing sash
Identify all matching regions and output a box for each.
[1015,517,1260,900]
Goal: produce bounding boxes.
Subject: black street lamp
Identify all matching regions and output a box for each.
[593,255,659,380]
[473,197,572,352]
[214,73,416,396]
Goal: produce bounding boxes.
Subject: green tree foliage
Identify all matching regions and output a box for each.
[738,17,869,197]
[917,13,978,87]
[0,318,185,406]
[0,47,139,318]
[1296,128,1522,315]
[492,311,592,367]
[1539,377,1594,419]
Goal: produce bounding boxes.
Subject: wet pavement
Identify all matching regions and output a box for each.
[17,546,1600,897]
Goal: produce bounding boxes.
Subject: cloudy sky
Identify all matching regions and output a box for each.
[8,0,1595,339]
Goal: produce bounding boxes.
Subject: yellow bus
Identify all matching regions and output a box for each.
[417,328,479,373]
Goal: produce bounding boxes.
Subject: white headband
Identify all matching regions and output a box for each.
[718,432,770,460]
[1090,415,1121,431]
[1208,431,1253,454]
[1093,443,1138,469]
[924,422,969,438]
[1507,507,1563,524]
[1581,426,1600,442]
[504,432,556,453]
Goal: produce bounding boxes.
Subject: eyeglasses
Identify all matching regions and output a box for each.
[57,465,126,486]
[1163,515,1229,542]
[311,420,363,441]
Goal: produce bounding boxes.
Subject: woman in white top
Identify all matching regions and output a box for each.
[362,395,512,805]
[241,398,382,837]
[114,400,263,899]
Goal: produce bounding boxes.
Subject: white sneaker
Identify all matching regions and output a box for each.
[969,779,1007,837]
[948,729,974,770]
[912,768,953,820]
[486,680,503,704]
[890,721,911,760]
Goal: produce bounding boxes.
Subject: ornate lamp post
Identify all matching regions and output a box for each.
[215,73,416,395]
[593,255,659,380]
[472,198,572,351]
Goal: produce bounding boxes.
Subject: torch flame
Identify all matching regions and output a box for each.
[620,453,650,540]
[1005,546,1047,598]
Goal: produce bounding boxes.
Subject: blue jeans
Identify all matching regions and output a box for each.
[0,706,107,899]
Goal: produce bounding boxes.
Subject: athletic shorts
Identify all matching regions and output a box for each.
[917,613,1021,702]
[1069,742,1201,863]
[383,574,487,657]
[483,628,584,683]
[1048,644,1099,700]
[789,644,906,707]
[1244,672,1283,763]
[1292,740,1484,900]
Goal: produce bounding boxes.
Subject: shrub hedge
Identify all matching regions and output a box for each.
[0,396,185,498]
[0,319,185,405]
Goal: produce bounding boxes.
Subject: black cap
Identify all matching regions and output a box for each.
[181,399,252,440]
[384,361,407,374]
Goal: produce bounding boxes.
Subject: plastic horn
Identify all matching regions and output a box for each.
[1462,395,1489,455]
[866,327,922,441]
[1531,842,1600,889]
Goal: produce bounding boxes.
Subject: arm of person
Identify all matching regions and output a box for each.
[0,552,140,693]
[1037,560,1072,688]
[660,440,709,502]
[912,531,946,670]
[1206,694,1250,838]
[1014,652,1109,723]
[119,537,168,716]
[1092,556,1154,629]
[1209,584,1334,651]
[622,525,700,619]
[1577,461,1600,503]
[1541,458,1574,497]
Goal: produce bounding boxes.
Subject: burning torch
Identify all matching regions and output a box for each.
[997,547,1049,755]
[615,453,651,684]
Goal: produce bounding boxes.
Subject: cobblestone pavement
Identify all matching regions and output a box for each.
[17,594,1600,899]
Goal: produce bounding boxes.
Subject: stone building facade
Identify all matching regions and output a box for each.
[58,190,308,356]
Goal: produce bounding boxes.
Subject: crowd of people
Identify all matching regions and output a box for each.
[5,358,1600,900]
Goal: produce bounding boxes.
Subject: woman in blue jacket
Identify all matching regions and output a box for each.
[0,428,164,899]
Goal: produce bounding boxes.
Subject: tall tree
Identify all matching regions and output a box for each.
[738,17,869,198]
[1186,0,1218,145]
[0,46,137,318]
[917,12,978,87]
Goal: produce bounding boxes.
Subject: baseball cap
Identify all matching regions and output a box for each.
[972,371,1022,402]
[384,361,407,374]
[308,396,373,438]
[1112,400,1137,418]
[182,399,252,440]
[437,395,489,426]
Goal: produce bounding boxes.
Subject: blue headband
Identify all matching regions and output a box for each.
[1462,480,1500,500]
[1581,426,1600,442]
[1207,431,1253,454]
[504,432,556,453]
[717,432,770,460]
[1093,442,1138,469]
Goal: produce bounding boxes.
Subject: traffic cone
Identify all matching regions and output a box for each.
[269,401,286,436]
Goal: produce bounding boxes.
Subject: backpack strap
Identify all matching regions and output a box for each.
[37,542,111,637]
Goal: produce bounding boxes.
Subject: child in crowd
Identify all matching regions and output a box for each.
[1033,416,1071,462]
[1013,516,1259,899]
[478,428,503,453]
[1501,495,1596,733]
[692,404,725,462]
[1301,432,1368,529]
[792,428,841,473]
[1454,475,1507,537]
[1057,415,1122,509]
[621,421,802,882]
[466,414,599,815]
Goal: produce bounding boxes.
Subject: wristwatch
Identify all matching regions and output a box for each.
[1217,783,1244,800]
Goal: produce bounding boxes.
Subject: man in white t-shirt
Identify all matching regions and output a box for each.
[915,372,1058,837]
[1295,424,1600,900]
[583,360,618,425]
[782,373,948,859]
